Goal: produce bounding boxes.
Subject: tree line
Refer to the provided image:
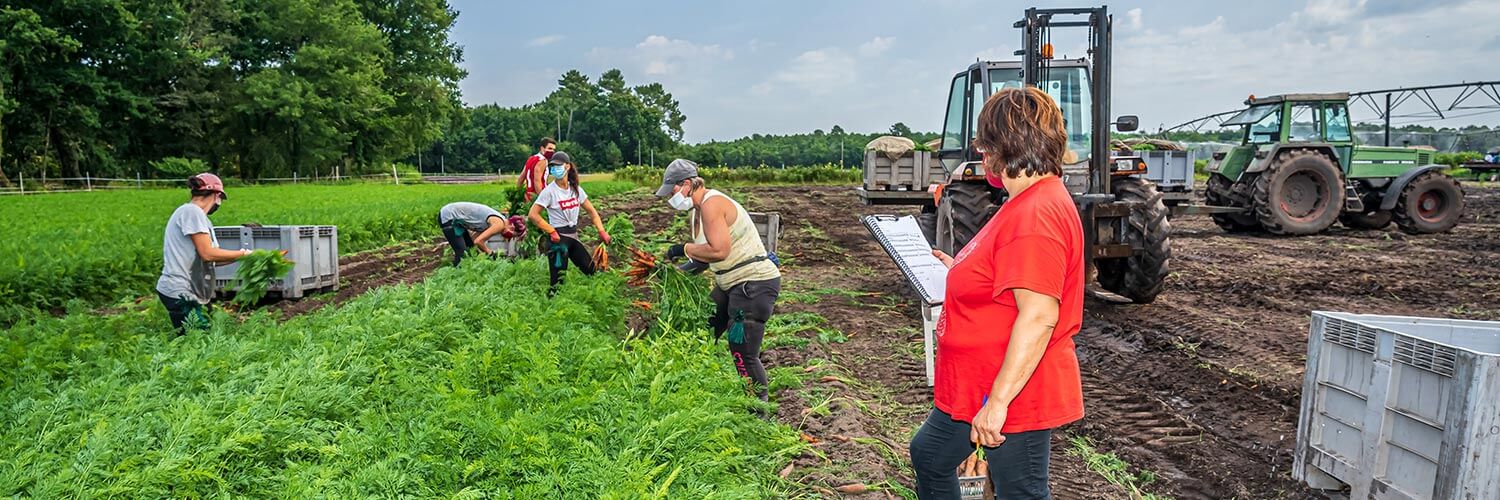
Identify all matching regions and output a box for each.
[0,0,464,183]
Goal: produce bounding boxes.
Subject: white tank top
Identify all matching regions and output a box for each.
[692,190,780,289]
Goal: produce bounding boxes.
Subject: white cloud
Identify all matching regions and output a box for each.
[1113,0,1500,131]
[1299,0,1368,26]
[755,48,857,96]
[525,35,563,48]
[588,35,734,78]
[859,36,895,57]
[1125,8,1142,30]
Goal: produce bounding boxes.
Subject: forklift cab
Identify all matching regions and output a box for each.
[935,59,1118,192]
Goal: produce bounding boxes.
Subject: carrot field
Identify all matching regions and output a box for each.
[0,181,635,324]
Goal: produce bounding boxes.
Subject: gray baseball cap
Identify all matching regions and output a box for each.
[655,159,699,197]
[548,151,572,166]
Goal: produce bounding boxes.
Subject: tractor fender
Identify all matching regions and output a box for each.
[1377,164,1448,211]
[1246,145,1339,175]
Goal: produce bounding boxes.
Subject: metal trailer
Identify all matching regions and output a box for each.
[857,150,945,208]
[1137,150,1195,207]
[1296,312,1500,499]
[209,225,339,299]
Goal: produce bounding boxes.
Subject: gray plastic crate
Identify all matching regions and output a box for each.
[209,225,339,299]
[1296,312,1500,499]
[1138,150,1194,192]
[749,212,780,254]
[482,234,521,258]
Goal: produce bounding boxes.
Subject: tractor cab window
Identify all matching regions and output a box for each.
[1288,103,1321,142]
[1324,104,1352,142]
[940,73,968,151]
[1224,104,1280,144]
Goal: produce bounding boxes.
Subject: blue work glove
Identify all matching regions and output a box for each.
[665,244,687,261]
[677,259,709,274]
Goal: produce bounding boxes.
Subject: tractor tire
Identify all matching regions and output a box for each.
[916,211,938,247]
[1252,150,1344,235]
[935,182,997,255]
[1095,177,1171,304]
[1339,210,1393,230]
[1205,174,1259,232]
[1392,171,1465,234]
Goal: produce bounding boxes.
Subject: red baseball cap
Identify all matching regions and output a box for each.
[192,173,228,199]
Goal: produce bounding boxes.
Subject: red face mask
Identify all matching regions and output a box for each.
[981,152,1006,189]
[543,150,555,160]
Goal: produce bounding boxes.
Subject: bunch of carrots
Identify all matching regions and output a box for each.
[591,244,609,269]
[959,451,988,478]
[623,247,658,287]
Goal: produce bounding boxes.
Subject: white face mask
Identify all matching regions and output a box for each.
[668,191,694,211]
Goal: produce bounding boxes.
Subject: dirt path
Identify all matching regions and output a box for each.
[603,184,1500,498]
[262,238,451,319]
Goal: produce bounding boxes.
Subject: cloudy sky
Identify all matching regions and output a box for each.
[450,0,1499,142]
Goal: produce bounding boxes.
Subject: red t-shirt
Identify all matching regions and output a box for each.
[933,176,1085,432]
[520,154,545,195]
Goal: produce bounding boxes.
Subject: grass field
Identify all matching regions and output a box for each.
[0,181,637,323]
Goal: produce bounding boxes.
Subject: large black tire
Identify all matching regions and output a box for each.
[1393,171,1465,234]
[916,211,938,247]
[1252,150,1344,235]
[1205,174,1259,232]
[1096,177,1171,304]
[935,182,997,255]
[1339,210,1393,230]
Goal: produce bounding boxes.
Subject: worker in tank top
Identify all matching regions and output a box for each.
[656,159,781,405]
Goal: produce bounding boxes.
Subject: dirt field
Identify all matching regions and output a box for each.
[604,184,1500,498]
[259,184,1500,498]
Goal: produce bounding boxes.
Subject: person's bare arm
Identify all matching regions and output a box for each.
[471,216,507,254]
[529,203,558,241]
[969,288,1060,447]
[192,233,249,263]
[583,199,606,234]
[685,197,733,263]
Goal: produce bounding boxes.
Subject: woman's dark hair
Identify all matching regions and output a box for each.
[186,176,216,198]
[566,162,580,198]
[974,87,1067,178]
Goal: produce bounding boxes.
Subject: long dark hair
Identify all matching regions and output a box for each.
[566,162,580,198]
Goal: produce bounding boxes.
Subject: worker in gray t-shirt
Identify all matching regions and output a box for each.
[156,173,253,333]
[437,202,523,266]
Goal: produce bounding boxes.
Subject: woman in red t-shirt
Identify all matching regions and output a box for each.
[909,87,1086,499]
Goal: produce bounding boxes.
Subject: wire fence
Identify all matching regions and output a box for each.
[0,169,500,196]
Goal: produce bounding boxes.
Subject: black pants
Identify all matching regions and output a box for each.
[909,407,1053,499]
[157,291,210,334]
[708,277,780,400]
[438,215,475,267]
[546,231,595,293]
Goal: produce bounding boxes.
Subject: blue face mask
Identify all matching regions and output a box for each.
[548,165,565,179]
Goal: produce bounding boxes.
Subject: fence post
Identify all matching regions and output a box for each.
[17,171,22,195]
[137,172,142,188]
[392,164,400,185]
[86,172,92,191]
[294,172,298,184]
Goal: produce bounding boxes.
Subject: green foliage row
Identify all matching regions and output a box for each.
[0,181,635,324]
[0,257,801,497]
[0,0,464,181]
[614,164,861,186]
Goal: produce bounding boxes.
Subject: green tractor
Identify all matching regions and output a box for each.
[1204,93,1466,235]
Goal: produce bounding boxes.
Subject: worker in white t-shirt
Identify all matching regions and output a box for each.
[527,151,611,294]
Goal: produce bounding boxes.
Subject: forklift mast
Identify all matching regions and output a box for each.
[1015,6,1114,197]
